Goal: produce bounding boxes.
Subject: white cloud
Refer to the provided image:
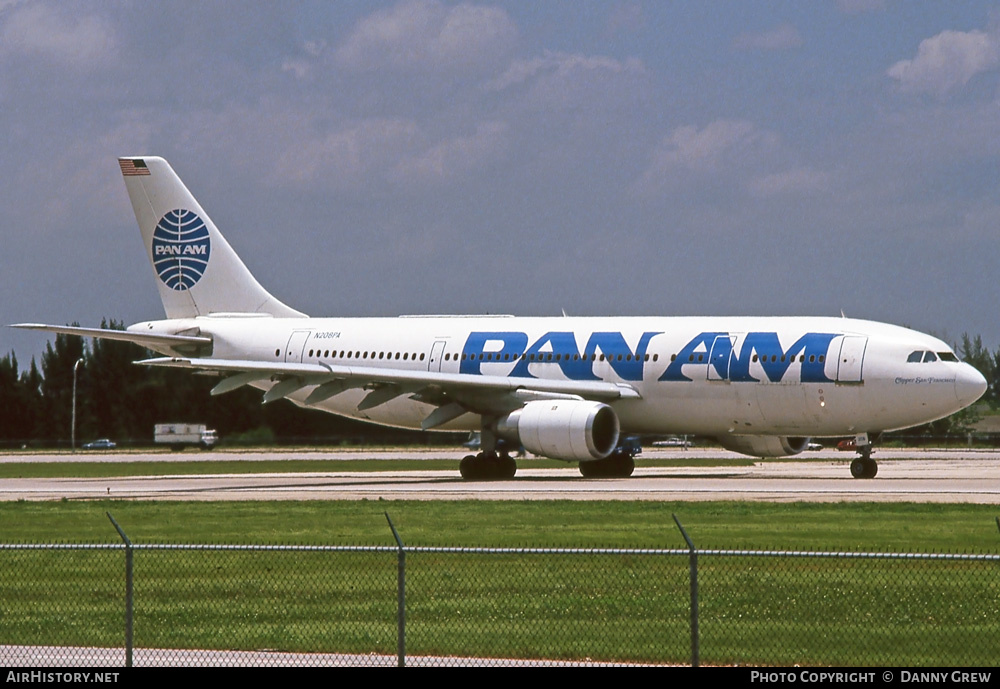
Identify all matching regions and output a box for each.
[732,24,803,52]
[274,118,421,187]
[391,121,508,185]
[281,41,326,79]
[887,29,1000,96]
[647,120,776,174]
[486,51,644,92]
[635,120,798,199]
[335,0,516,73]
[269,116,509,192]
[0,3,114,66]
[835,0,887,14]
[749,167,831,197]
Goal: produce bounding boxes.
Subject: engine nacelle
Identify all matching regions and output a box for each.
[497,400,620,461]
[715,435,810,458]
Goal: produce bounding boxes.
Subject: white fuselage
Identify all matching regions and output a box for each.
[131,314,986,439]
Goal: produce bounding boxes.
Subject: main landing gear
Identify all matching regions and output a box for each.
[849,433,878,479]
[459,427,517,480]
[579,447,636,478]
[459,450,517,480]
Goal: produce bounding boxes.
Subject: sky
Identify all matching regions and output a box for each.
[3,0,1000,365]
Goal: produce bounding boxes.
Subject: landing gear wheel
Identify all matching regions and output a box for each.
[863,458,877,479]
[498,453,517,479]
[579,451,635,478]
[459,452,517,481]
[850,457,878,479]
[612,452,635,478]
[460,454,478,480]
[850,458,865,478]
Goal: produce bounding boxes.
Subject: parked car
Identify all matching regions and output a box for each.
[836,439,857,451]
[82,438,116,450]
[653,436,693,448]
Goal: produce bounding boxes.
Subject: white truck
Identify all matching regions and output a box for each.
[154,423,218,451]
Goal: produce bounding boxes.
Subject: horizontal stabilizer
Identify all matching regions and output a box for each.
[10,323,212,349]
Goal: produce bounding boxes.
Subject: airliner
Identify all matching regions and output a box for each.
[14,157,987,480]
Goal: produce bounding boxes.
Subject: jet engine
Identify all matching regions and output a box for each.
[715,435,810,458]
[497,400,620,461]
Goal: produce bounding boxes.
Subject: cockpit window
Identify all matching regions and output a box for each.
[908,350,953,363]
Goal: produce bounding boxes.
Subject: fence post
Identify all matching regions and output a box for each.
[672,514,699,667]
[385,512,406,668]
[106,513,133,668]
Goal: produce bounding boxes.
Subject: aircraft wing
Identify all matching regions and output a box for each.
[137,356,641,429]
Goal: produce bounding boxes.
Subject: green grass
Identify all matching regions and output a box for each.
[1,500,999,550]
[2,496,999,664]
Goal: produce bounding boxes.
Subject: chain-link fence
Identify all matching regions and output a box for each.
[1,521,998,666]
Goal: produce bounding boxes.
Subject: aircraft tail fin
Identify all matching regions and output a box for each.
[118,156,305,320]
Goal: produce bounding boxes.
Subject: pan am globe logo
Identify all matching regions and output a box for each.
[151,209,211,290]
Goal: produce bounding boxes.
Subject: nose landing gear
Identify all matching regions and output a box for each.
[849,434,878,479]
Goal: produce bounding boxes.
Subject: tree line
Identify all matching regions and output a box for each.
[0,320,431,448]
[1,323,996,448]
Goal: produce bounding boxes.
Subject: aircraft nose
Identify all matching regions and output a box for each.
[955,363,988,408]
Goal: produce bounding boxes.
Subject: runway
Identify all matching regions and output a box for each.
[2,448,1000,503]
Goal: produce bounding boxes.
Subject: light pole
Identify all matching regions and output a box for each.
[72,357,83,452]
